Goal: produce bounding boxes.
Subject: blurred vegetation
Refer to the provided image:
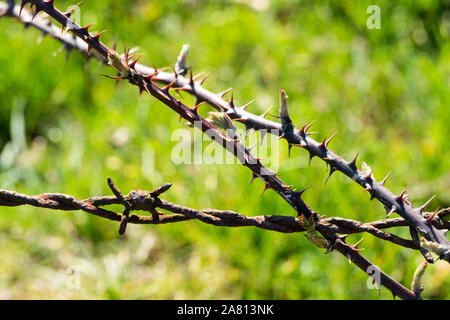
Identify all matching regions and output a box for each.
[0,0,449,299]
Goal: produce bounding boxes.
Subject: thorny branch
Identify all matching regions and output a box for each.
[3,0,447,256]
[0,0,448,299]
[0,179,448,300]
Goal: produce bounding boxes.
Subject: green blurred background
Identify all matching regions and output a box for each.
[0,0,449,299]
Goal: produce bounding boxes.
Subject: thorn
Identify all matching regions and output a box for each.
[325,133,337,148]
[193,72,205,82]
[365,170,374,181]
[241,99,255,110]
[419,195,436,213]
[363,185,375,200]
[192,101,206,112]
[308,150,315,166]
[64,1,83,19]
[288,144,293,157]
[261,107,272,118]
[103,75,125,80]
[189,67,195,87]
[296,186,312,198]
[305,120,316,133]
[381,171,391,186]
[395,190,407,204]
[173,89,185,101]
[426,207,440,222]
[349,152,359,170]
[198,72,210,85]
[319,136,328,149]
[261,183,270,195]
[163,79,177,92]
[82,23,94,34]
[218,88,232,98]
[144,70,159,80]
[229,92,235,109]
[325,166,336,184]
[172,67,179,78]
[338,234,350,242]
[299,123,307,134]
[141,80,151,94]
[351,237,364,252]
[92,30,107,42]
[250,172,258,185]
[386,206,396,218]
[129,54,143,70]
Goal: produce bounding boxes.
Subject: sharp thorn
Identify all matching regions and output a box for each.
[189,67,195,87]
[198,72,210,85]
[381,171,391,186]
[386,206,396,218]
[261,183,270,195]
[219,88,232,98]
[426,207,440,222]
[308,151,315,166]
[365,170,374,181]
[395,190,407,204]
[250,172,258,185]
[129,54,143,70]
[163,79,177,92]
[192,101,206,112]
[93,30,107,42]
[103,75,125,80]
[192,72,205,82]
[229,92,235,109]
[305,120,316,133]
[325,133,337,147]
[349,152,359,170]
[296,186,312,197]
[325,166,336,184]
[261,107,272,118]
[241,99,255,110]
[144,70,159,80]
[419,195,436,212]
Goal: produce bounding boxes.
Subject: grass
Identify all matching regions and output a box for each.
[0,0,448,299]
